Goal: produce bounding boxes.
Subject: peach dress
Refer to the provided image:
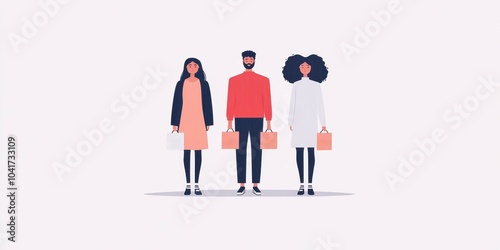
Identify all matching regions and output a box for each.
[179,79,208,150]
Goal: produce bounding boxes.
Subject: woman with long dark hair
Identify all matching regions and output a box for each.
[171,58,213,195]
[282,54,328,195]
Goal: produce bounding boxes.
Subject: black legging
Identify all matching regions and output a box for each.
[184,150,202,183]
[296,147,315,183]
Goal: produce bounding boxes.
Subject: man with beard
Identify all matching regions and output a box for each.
[226,50,272,196]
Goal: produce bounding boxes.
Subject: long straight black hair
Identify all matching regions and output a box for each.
[179,57,206,82]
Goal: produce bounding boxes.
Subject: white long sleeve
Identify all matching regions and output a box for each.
[288,84,297,126]
[317,85,326,126]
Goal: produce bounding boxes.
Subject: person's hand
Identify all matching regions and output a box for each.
[227,120,233,130]
[173,126,178,131]
[322,126,327,131]
[206,126,210,131]
[289,126,293,131]
[266,121,272,131]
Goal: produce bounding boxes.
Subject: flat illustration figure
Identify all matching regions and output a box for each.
[171,58,213,195]
[226,50,272,196]
[282,54,328,195]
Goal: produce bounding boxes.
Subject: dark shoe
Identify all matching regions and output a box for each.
[252,187,261,196]
[194,188,202,195]
[184,188,191,195]
[297,188,305,195]
[307,188,315,195]
[237,187,245,196]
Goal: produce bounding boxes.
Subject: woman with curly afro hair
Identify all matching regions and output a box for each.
[282,54,328,195]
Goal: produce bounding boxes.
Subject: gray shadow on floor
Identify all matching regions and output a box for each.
[145,189,354,197]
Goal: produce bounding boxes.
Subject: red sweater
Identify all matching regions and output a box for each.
[226,71,272,121]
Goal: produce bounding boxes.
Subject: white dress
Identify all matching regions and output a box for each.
[288,77,326,148]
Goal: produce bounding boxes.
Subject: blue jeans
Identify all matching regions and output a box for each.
[235,118,263,183]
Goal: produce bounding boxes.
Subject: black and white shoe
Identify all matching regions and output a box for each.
[194,184,202,195]
[307,188,315,195]
[184,188,191,195]
[237,187,245,196]
[252,187,261,196]
[297,188,305,195]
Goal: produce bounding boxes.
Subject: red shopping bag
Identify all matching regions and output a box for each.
[317,129,332,150]
[260,129,278,149]
[222,129,239,149]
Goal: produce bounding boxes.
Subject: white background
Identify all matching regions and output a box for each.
[1,0,500,249]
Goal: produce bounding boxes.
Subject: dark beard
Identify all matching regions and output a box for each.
[243,62,255,69]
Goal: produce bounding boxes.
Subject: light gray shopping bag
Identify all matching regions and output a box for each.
[166,130,184,150]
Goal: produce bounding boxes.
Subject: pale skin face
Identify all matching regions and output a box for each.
[299,62,311,77]
[289,62,327,132]
[186,61,199,78]
[243,57,255,71]
[173,61,210,132]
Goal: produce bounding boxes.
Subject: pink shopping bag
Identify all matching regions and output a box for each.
[260,129,278,149]
[317,129,332,150]
[222,129,239,149]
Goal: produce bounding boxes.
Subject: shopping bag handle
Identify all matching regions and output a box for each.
[171,130,179,133]
[264,129,273,133]
[226,128,235,132]
[319,129,329,133]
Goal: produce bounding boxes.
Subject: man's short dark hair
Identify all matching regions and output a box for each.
[242,50,256,59]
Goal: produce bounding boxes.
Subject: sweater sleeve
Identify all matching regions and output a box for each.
[226,77,235,121]
[317,85,326,126]
[262,77,272,121]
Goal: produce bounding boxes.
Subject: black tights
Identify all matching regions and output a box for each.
[296,147,315,183]
[184,150,202,183]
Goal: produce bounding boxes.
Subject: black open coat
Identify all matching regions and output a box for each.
[170,79,214,128]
